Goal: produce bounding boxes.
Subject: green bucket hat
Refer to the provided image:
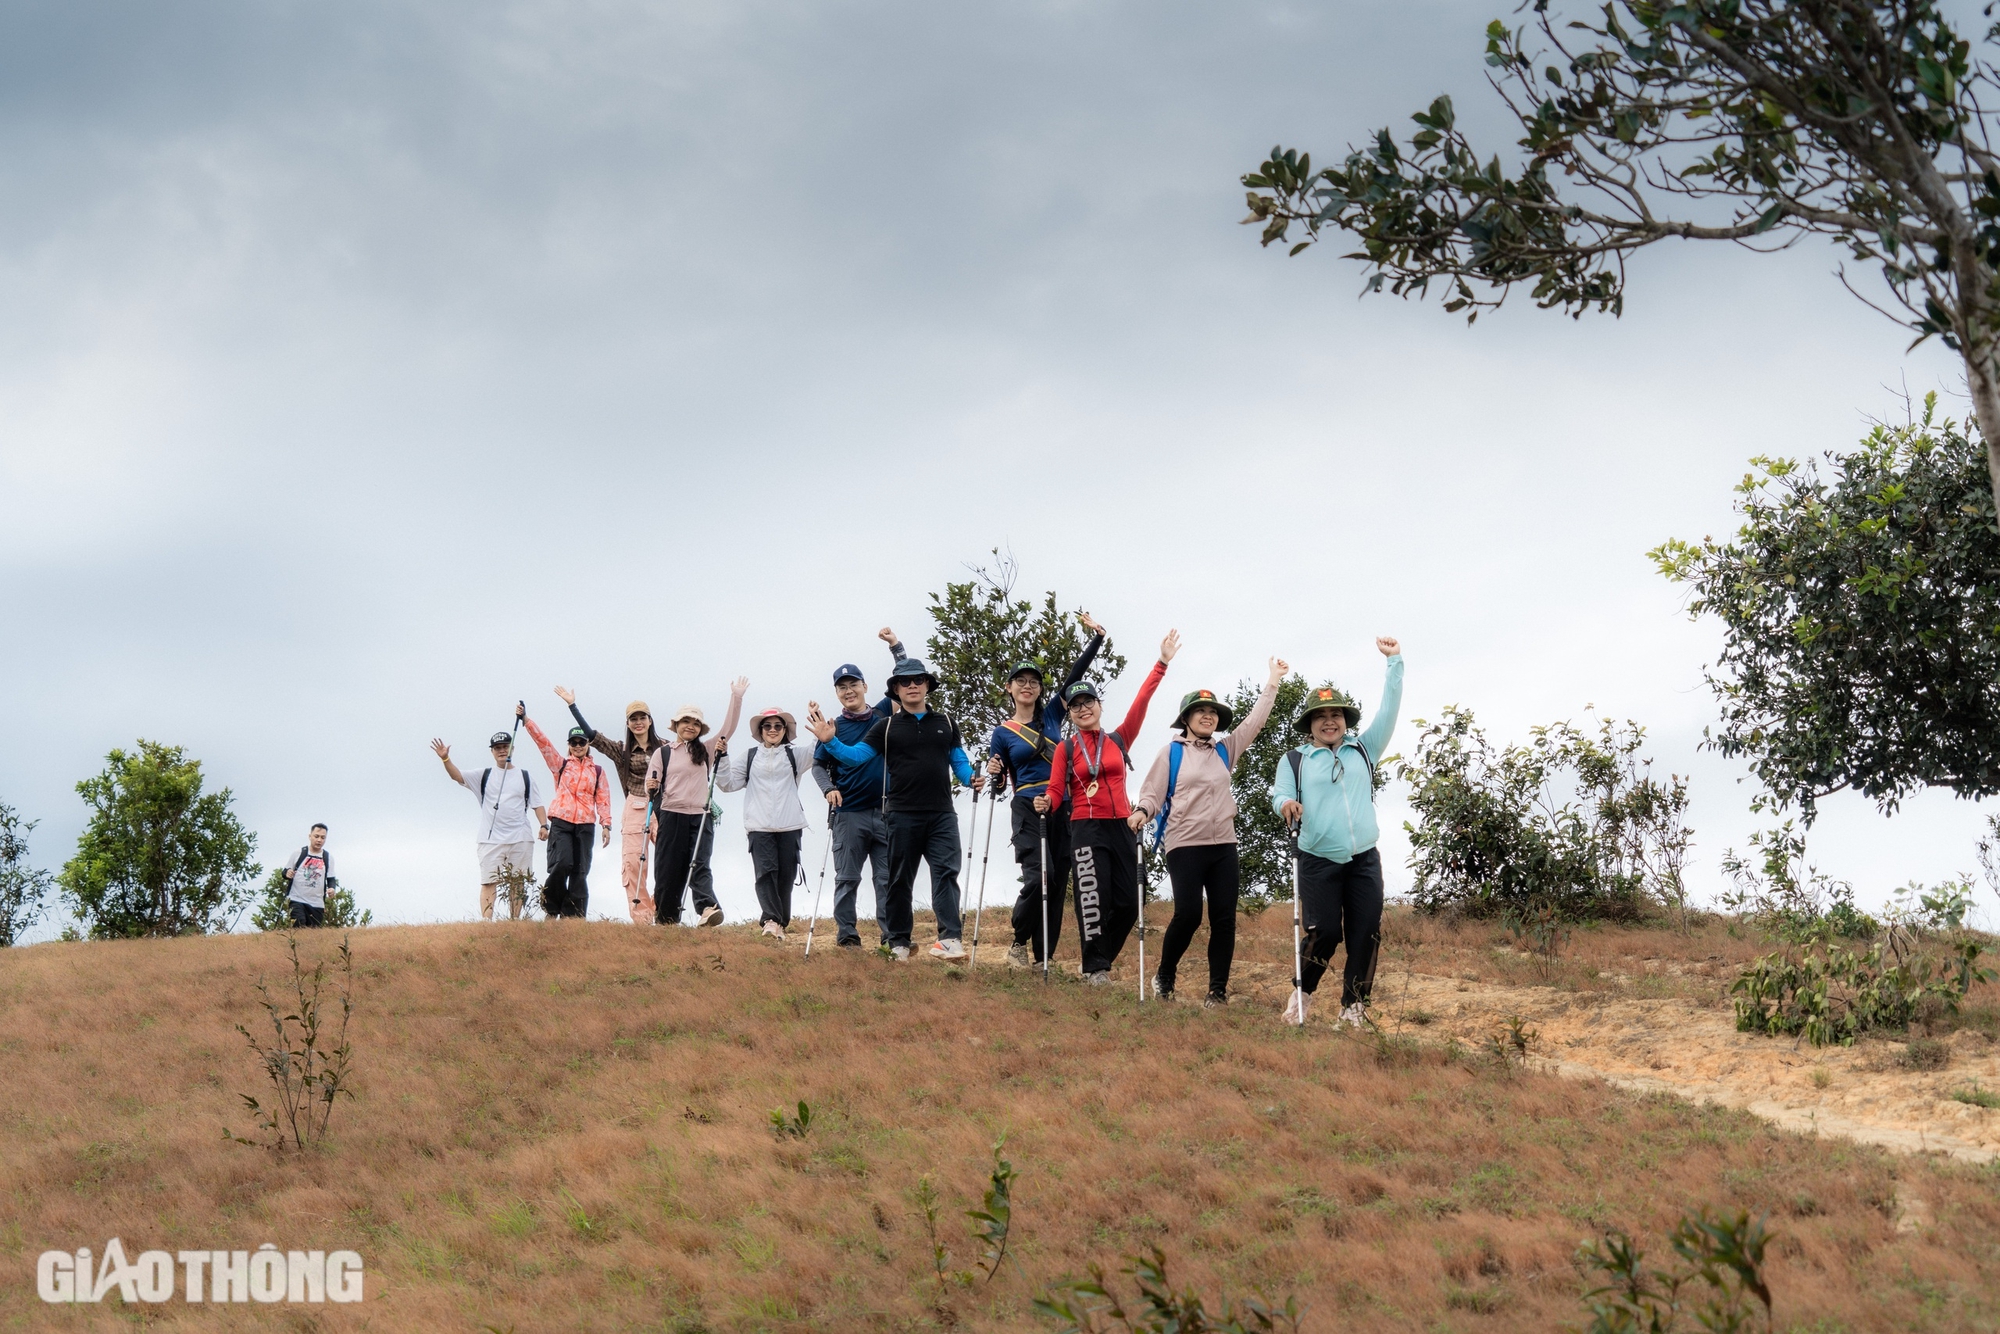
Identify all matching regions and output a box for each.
[1293,685,1361,734]
[1172,688,1234,734]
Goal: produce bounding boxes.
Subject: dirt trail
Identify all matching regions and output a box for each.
[1364,969,2000,1162]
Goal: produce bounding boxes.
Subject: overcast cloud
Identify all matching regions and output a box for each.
[2,0,1991,938]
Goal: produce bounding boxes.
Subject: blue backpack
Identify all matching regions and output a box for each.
[1151,739,1230,845]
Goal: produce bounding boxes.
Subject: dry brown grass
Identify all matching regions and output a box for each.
[2,911,1997,1332]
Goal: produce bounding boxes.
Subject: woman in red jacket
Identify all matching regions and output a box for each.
[1035,630,1178,982]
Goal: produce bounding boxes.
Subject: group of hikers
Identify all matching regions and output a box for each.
[414,615,1404,1024]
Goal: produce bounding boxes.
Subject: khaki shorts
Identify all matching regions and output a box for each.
[477,840,536,882]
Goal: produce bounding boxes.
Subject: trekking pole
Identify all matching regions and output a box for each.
[1144,828,1160,1008]
[682,752,722,920]
[1038,812,1051,983]
[804,808,832,958]
[1288,822,1306,1027]
[969,780,1000,966]
[961,767,982,949]
[637,791,658,919]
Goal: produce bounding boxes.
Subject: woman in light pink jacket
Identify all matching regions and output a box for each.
[643,679,747,926]
[1129,657,1286,1004]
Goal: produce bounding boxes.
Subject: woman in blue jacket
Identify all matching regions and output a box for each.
[1271,637,1403,1028]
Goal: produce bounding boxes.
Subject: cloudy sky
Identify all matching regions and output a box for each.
[2,0,1989,939]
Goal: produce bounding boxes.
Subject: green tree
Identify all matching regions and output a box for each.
[58,741,261,938]
[1240,1,2000,510]
[249,865,373,932]
[0,801,54,946]
[923,549,1128,760]
[1217,672,1312,909]
[1653,396,2000,819]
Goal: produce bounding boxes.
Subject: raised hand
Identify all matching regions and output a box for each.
[1268,657,1290,686]
[1376,636,1401,657]
[1079,610,1103,636]
[515,702,526,721]
[1159,629,1182,663]
[804,702,837,743]
[430,739,451,760]
[554,686,576,705]
[730,675,749,697]
[878,626,898,645]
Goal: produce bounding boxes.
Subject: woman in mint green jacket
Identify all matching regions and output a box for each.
[1271,637,1403,1027]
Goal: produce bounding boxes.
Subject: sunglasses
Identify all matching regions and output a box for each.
[760,720,785,731]
[569,739,589,748]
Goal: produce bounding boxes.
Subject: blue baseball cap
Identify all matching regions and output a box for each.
[833,663,866,685]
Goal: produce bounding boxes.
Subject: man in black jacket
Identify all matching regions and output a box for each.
[807,657,985,961]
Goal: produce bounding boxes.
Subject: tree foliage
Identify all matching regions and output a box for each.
[1241,1,2000,504]
[1216,674,1330,909]
[57,741,261,939]
[1399,706,1690,921]
[923,549,1127,760]
[0,801,54,946]
[249,866,373,932]
[1654,397,2000,819]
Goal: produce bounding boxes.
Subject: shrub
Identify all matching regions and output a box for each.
[1577,1208,1773,1333]
[1036,1246,1301,1333]
[1721,823,1877,942]
[1399,706,1689,921]
[0,801,53,946]
[228,932,357,1151]
[57,741,260,938]
[1733,930,1993,1047]
[249,866,373,931]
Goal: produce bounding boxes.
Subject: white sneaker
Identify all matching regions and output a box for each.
[761,921,783,941]
[1281,991,1306,1025]
[699,906,724,928]
[1084,971,1112,987]
[929,939,966,961]
[890,945,911,962]
[1006,943,1033,969]
[1338,1003,1367,1029]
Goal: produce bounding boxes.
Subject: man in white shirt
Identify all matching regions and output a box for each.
[431,730,550,920]
[281,822,334,928]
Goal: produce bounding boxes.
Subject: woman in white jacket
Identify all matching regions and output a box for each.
[718,708,820,939]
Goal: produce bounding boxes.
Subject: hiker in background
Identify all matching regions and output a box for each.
[281,823,335,928]
[1130,658,1287,1005]
[985,611,1106,969]
[806,656,985,961]
[1272,637,1404,1027]
[645,680,747,926]
[556,688,664,923]
[809,628,909,948]
[520,705,613,920]
[431,729,548,921]
[1035,631,1178,982]
[721,708,820,940]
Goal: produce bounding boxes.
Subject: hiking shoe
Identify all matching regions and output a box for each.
[1338,1003,1367,1029]
[1083,970,1112,987]
[837,937,862,949]
[1281,990,1306,1025]
[890,945,911,962]
[1151,977,1174,1002]
[928,938,966,962]
[698,906,724,928]
[1006,943,1033,969]
[761,921,783,941]
[1202,992,1228,1009]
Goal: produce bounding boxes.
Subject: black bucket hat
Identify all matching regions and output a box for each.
[1173,688,1234,734]
[1293,685,1361,734]
[888,657,940,690]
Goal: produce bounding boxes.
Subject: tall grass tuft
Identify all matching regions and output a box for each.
[227,930,356,1151]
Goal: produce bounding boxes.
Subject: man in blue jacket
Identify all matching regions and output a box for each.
[1272,637,1403,1028]
[810,628,907,948]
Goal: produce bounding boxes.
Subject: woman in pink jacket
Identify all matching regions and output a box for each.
[1129,658,1287,1004]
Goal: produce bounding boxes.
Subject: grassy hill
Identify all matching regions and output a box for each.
[2,911,1996,1331]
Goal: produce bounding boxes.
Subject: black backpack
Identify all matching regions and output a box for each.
[743,743,800,782]
[478,767,533,810]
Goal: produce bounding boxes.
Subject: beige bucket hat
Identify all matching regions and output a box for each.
[667,705,710,735]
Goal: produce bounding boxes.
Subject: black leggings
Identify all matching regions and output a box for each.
[1156,843,1239,998]
[1296,846,1384,1007]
